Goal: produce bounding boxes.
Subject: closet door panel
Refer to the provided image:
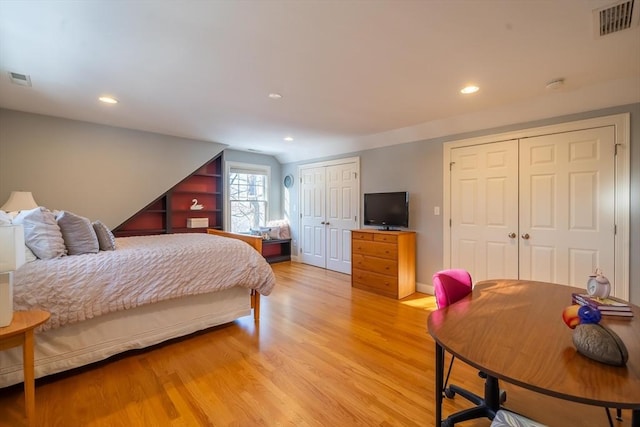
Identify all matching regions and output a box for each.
[450,140,519,283]
[519,127,615,286]
[300,167,326,268]
[326,163,358,274]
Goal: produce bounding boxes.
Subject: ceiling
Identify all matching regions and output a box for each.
[1,1,639,164]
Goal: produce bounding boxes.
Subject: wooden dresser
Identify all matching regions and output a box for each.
[351,229,416,299]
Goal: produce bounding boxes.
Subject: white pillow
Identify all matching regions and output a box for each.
[92,220,116,251]
[267,219,291,239]
[13,207,66,260]
[56,211,99,255]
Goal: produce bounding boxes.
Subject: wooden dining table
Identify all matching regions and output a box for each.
[428,279,640,426]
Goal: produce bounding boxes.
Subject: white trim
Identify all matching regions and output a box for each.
[416,281,433,296]
[298,156,361,170]
[443,113,630,300]
[224,161,271,232]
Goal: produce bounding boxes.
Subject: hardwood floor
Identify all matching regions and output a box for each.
[0,262,632,426]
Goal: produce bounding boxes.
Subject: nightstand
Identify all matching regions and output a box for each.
[0,310,50,426]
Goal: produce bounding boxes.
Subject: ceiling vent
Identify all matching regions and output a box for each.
[8,72,32,87]
[594,0,638,37]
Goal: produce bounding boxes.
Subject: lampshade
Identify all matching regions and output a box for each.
[1,191,38,212]
[0,224,25,273]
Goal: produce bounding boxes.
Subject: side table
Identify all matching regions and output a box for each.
[0,310,50,426]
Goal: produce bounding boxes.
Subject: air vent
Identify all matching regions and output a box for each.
[594,0,637,37]
[8,72,32,87]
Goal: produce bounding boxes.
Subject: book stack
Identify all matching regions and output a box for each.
[571,293,633,318]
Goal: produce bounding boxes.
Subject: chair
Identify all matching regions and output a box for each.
[490,409,547,427]
[433,269,506,426]
[433,269,474,394]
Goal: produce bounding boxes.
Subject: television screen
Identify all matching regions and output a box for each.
[363,192,409,229]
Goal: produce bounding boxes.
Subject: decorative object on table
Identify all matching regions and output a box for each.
[1,191,38,212]
[0,224,26,327]
[586,268,611,298]
[571,293,633,317]
[190,199,204,210]
[562,304,629,366]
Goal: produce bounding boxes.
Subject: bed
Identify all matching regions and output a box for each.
[0,229,275,388]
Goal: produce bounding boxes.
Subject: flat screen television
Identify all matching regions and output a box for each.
[363,191,409,230]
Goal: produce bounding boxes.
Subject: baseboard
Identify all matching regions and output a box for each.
[416,281,434,296]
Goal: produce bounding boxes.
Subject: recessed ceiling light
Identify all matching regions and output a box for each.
[284,136,294,142]
[460,85,480,94]
[99,96,118,104]
[268,93,282,99]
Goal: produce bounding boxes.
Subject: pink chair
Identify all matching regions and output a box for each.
[432,269,473,395]
[433,269,506,426]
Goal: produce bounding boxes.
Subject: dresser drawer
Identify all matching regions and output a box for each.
[373,233,398,243]
[352,268,398,297]
[351,231,373,241]
[352,254,398,276]
[352,240,397,260]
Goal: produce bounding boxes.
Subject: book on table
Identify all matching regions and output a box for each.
[571,293,633,317]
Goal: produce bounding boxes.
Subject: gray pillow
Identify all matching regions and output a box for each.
[12,207,66,260]
[92,220,116,251]
[56,211,99,255]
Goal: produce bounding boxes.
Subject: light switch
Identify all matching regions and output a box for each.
[434,206,440,215]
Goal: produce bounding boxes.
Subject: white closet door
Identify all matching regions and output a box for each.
[450,140,519,282]
[300,167,326,268]
[519,127,616,286]
[325,163,358,274]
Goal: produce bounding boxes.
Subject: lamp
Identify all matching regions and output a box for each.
[1,191,38,212]
[0,224,25,327]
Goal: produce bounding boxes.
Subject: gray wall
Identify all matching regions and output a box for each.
[284,103,640,304]
[0,109,226,228]
[223,149,283,223]
[2,104,638,304]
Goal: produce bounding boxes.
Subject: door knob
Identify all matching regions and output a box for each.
[325,222,330,225]
[521,233,530,240]
[508,232,516,239]
[320,221,325,224]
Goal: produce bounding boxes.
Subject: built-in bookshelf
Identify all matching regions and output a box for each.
[113,154,223,237]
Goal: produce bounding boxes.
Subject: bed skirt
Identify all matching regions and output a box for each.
[0,287,251,388]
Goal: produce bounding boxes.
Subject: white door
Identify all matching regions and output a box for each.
[449,127,616,287]
[325,163,359,274]
[300,167,326,268]
[519,127,616,286]
[450,140,519,282]
[300,160,359,273]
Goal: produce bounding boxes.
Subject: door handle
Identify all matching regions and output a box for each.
[521,233,530,240]
[321,221,325,224]
[325,222,330,226]
[508,232,516,239]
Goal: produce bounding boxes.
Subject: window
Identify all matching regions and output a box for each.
[227,163,270,233]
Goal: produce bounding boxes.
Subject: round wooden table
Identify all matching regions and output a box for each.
[428,280,640,426]
[0,310,50,426]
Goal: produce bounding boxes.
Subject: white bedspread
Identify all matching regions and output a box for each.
[13,233,276,331]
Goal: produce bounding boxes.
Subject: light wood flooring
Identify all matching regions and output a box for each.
[0,262,633,426]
